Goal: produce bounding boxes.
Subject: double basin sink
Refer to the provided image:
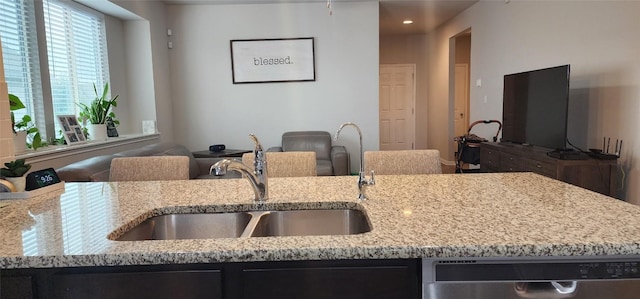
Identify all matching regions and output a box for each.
[115,208,371,241]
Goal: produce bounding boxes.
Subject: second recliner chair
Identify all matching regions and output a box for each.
[268,131,349,176]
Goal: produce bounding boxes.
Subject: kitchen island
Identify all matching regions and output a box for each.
[1,173,639,298]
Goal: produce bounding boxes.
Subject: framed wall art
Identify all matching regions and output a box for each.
[57,115,86,145]
[230,37,315,84]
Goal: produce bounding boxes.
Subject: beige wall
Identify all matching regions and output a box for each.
[111,0,173,141]
[380,34,429,149]
[0,37,14,164]
[165,2,380,172]
[427,1,640,202]
[0,86,10,163]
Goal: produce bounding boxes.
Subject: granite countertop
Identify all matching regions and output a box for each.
[1,173,640,269]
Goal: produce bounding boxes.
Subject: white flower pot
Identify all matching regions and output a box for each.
[88,124,108,141]
[12,131,27,154]
[5,176,26,192]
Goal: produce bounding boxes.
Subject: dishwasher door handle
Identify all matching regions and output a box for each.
[514,281,578,298]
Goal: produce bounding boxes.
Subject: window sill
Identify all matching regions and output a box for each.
[17,134,161,170]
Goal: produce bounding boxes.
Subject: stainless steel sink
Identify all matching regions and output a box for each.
[114,208,371,241]
[248,209,371,237]
[116,212,252,240]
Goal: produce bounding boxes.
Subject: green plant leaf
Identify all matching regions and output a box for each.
[101,82,109,101]
[1,159,31,177]
[8,94,25,110]
[31,132,42,150]
[8,94,42,150]
[79,82,119,125]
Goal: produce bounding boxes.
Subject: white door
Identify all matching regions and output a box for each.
[454,64,470,139]
[379,64,416,150]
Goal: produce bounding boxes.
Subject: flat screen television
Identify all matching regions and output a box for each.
[501,65,570,150]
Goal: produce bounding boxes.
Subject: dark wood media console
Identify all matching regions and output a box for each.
[480,142,617,197]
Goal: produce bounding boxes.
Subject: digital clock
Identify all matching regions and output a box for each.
[25,168,61,191]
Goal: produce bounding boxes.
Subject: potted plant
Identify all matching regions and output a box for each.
[0,159,32,192]
[9,94,42,152]
[78,82,119,141]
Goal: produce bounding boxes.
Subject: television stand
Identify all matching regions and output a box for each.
[480,142,617,197]
[546,149,588,160]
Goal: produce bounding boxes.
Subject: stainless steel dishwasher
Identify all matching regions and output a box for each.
[422,257,640,298]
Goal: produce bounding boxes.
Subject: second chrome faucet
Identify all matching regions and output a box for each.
[210,134,268,201]
[335,122,375,200]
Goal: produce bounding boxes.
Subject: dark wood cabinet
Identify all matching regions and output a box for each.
[480,142,617,197]
[233,259,420,299]
[0,275,35,299]
[1,265,223,299]
[1,259,421,299]
[53,269,223,299]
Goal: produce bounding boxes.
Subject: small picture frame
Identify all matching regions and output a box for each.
[57,115,86,145]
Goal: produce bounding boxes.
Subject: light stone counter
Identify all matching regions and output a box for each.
[1,173,639,269]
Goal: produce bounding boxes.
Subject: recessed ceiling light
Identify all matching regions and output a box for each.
[403,20,413,25]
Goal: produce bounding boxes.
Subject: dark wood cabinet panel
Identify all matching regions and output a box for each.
[1,275,35,299]
[480,142,616,197]
[523,158,556,177]
[1,259,421,299]
[53,270,222,299]
[480,147,500,170]
[237,260,421,299]
[499,151,524,172]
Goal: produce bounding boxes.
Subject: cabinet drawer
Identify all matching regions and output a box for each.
[240,263,419,299]
[53,270,222,298]
[499,152,524,172]
[524,159,556,178]
[480,148,499,171]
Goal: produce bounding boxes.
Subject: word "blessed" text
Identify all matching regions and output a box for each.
[253,56,293,66]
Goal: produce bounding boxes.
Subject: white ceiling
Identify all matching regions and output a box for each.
[161,0,478,35]
[379,0,477,35]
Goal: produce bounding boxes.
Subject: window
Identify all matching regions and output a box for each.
[44,0,109,134]
[0,0,109,140]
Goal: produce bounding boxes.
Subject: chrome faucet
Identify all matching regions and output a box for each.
[334,122,375,200]
[209,134,268,201]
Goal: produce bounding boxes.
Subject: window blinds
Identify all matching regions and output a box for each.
[1,0,109,138]
[44,0,108,128]
[0,0,43,124]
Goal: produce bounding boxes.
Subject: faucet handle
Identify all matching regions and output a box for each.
[368,170,376,185]
[210,158,232,176]
[249,133,263,151]
[248,134,266,174]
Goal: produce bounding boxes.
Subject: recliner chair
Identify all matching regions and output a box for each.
[268,131,349,176]
[242,152,317,177]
